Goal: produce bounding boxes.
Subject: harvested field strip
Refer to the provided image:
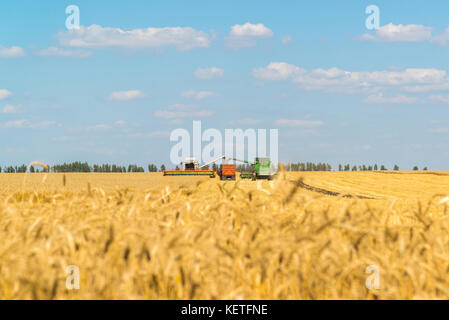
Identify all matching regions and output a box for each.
[292,180,376,199]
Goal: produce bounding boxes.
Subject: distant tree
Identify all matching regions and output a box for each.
[16,164,27,173]
[413,166,419,171]
[127,164,144,172]
[393,164,399,170]
[148,164,158,172]
[380,165,387,170]
[338,164,342,171]
[352,166,357,171]
[160,164,166,172]
[6,166,15,173]
[30,166,35,173]
[368,165,373,171]
[374,164,378,171]
[423,167,428,171]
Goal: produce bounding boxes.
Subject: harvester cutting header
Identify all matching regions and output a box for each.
[163,156,276,180]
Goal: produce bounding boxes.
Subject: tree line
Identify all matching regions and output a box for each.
[0,162,164,173]
[0,161,429,173]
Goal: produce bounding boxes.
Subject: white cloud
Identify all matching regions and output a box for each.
[253,62,449,94]
[227,22,273,48]
[181,90,217,100]
[360,23,433,42]
[276,119,324,127]
[52,136,74,142]
[229,118,263,125]
[432,27,449,45]
[194,67,224,79]
[58,24,212,51]
[359,23,449,46]
[127,131,170,138]
[230,22,273,38]
[1,104,19,113]
[363,93,421,104]
[146,131,170,137]
[154,104,213,119]
[2,120,60,129]
[0,89,12,100]
[253,62,304,81]
[430,128,449,133]
[360,145,372,151]
[114,120,127,127]
[281,35,293,45]
[38,46,92,58]
[429,94,449,103]
[87,124,112,131]
[109,90,146,101]
[0,46,25,58]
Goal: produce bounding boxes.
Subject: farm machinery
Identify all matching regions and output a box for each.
[163,156,228,178]
[163,157,216,177]
[163,156,276,181]
[231,157,276,180]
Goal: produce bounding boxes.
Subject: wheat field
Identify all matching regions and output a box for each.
[1,170,449,299]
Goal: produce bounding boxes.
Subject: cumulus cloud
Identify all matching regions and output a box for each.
[0,89,12,100]
[126,131,170,138]
[430,127,449,133]
[181,90,218,100]
[229,118,263,125]
[38,46,92,58]
[194,67,224,79]
[363,93,421,104]
[1,104,19,113]
[360,23,432,42]
[0,46,25,58]
[52,136,74,142]
[58,25,212,51]
[281,35,293,45]
[154,104,213,119]
[429,94,449,103]
[253,62,304,81]
[432,27,449,45]
[2,120,60,129]
[253,62,449,94]
[109,90,146,101]
[230,22,273,38]
[276,119,324,127]
[87,124,112,131]
[359,22,449,46]
[114,120,127,127]
[226,22,273,48]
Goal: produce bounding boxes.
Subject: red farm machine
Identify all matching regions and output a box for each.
[163,157,216,177]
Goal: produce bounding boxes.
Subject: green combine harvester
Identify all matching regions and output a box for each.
[231,157,276,180]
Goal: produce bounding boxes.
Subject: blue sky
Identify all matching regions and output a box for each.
[2,0,449,169]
